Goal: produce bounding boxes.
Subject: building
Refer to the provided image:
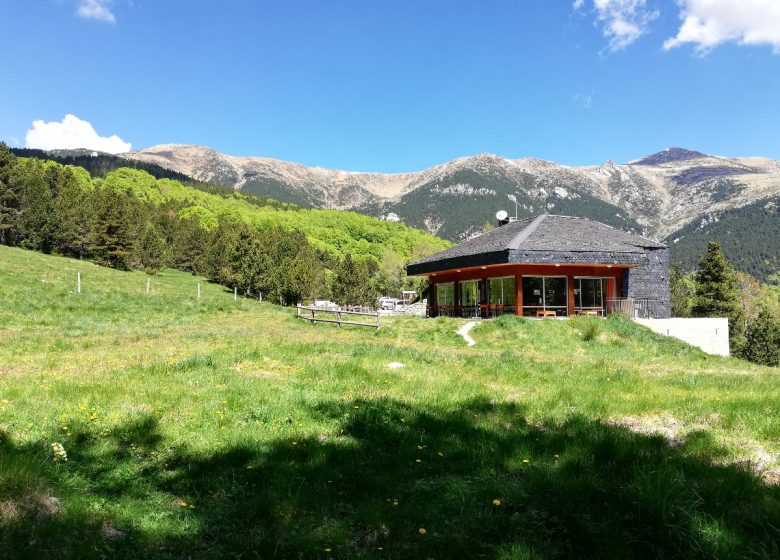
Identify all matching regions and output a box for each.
[406,214,670,319]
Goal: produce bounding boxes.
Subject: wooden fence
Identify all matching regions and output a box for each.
[295,305,381,329]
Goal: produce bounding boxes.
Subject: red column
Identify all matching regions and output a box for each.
[567,273,576,317]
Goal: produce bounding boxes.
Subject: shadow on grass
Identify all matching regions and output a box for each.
[2,399,779,559]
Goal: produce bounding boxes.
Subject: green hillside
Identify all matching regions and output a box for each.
[375,167,642,240]
[1,247,779,559]
[0,145,450,306]
[667,196,780,282]
[7,155,448,263]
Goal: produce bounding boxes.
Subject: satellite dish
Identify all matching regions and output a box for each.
[496,210,508,221]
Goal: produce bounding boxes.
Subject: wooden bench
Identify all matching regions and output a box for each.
[575,310,600,316]
[536,310,557,318]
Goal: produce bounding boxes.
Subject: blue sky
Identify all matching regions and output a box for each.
[2,0,780,172]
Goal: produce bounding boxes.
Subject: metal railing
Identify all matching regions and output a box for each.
[605,298,663,319]
[429,304,518,319]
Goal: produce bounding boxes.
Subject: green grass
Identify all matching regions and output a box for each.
[1,246,779,559]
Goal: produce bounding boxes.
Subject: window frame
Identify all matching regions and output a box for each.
[488,275,516,306]
[574,276,604,311]
[435,282,455,306]
[521,275,569,316]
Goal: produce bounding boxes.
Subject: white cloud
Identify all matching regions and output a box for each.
[573,0,586,10]
[25,114,131,154]
[76,0,116,23]
[593,0,659,51]
[664,0,780,53]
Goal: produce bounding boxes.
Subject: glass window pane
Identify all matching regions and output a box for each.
[575,279,582,308]
[544,277,567,308]
[522,277,544,307]
[582,279,596,307]
[594,279,602,307]
[489,279,503,304]
[436,282,454,306]
[461,280,479,306]
[503,277,516,306]
[489,277,517,306]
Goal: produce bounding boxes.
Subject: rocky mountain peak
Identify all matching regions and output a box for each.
[123,144,779,247]
[631,147,710,166]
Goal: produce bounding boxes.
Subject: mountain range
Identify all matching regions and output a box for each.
[122,146,776,235]
[13,143,778,281]
[120,144,780,281]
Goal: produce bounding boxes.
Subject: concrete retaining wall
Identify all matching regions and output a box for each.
[635,317,730,356]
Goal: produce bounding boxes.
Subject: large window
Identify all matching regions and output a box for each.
[522,276,568,317]
[574,277,616,315]
[460,279,480,307]
[435,282,454,306]
[575,277,603,311]
[489,276,516,306]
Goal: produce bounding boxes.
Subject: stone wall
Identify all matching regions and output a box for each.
[623,247,670,318]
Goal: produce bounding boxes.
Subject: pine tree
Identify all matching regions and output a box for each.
[281,236,323,305]
[17,160,56,252]
[135,225,168,274]
[52,167,91,258]
[669,266,692,317]
[170,215,207,273]
[0,142,20,246]
[87,187,144,270]
[743,307,780,367]
[332,254,376,307]
[692,242,745,351]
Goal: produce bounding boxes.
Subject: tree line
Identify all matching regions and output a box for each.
[0,144,427,307]
[670,242,780,367]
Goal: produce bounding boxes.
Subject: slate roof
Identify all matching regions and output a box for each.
[407,214,667,276]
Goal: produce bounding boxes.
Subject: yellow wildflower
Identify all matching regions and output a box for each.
[492,499,502,506]
[418,528,426,535]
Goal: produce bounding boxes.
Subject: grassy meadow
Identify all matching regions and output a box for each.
[1,246,779,559]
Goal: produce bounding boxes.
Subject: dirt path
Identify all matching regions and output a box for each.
[456,321,481,346]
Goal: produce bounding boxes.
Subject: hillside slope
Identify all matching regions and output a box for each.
[1,247,779,559]
[7,154,449,264]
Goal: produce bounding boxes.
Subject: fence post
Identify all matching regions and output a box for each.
[146,278,150,295]
[197,283,201,301]
[77,272,81,295]
[376,310,381,329]
[234,287,237,301]
[336,310,341,327]
[296,304,300,319]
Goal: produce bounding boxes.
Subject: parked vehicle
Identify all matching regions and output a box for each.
[378,297,402,310]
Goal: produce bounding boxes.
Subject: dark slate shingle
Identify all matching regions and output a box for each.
[407,214,666,275]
